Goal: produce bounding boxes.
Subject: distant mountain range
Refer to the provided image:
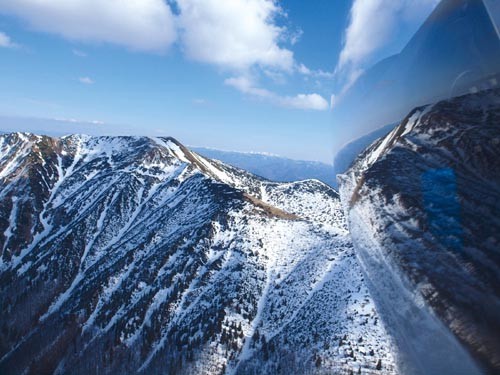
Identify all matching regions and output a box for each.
[192,147,337,187]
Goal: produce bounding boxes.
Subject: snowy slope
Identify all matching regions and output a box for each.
[0,133,396,375]
[339,88,500,375]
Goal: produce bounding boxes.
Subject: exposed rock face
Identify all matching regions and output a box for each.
[339,88,500,374]
[0,134,396,374]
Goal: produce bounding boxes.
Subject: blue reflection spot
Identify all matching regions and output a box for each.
[421,168,462,250]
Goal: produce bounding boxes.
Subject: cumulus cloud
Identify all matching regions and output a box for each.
[225,76,329,111]
[79,77,94,85]
[0,31,17,48]
[335,0,438,94]
[177,0,328,110]
[193,98,209,105]
[176,0,294,71]
[0,0,177,52]
[297,63,335,79]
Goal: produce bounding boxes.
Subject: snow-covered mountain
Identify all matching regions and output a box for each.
[339,88,500,375]
[192,147,337,188]
[0,133,396,374]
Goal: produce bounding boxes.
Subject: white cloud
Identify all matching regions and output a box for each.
[53,117,104,125]
[297,63,334,79]
[0,0,177,52]
[0,31,17,48]
[193,98,208,105]
[79,77,94,85]
[176,0,294,71]
[225,76,273,97]
[279,93,329,111]
[263,69,287,84]
[334,0,438,98]
[297,63,311,75]
[225,76,329,111]
[72,49,87,57]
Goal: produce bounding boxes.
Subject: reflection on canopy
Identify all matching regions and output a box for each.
[332,0,500,174]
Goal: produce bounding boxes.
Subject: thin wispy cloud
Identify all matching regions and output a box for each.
[78,77,94,85]
[225,76,329,111]
[72,49,87,57]
[297,64,334,79]
[0,31,17,48]
[53,117,104,125]
[192,98,208,105]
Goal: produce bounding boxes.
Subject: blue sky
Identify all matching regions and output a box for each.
[0,0,438,163]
